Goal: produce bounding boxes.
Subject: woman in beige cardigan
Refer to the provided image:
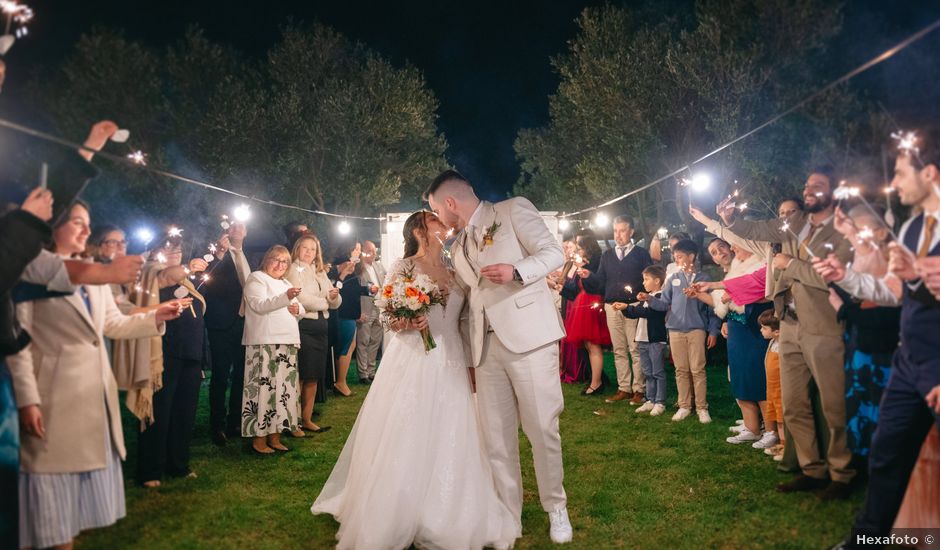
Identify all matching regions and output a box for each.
[9,201,185,550]
[287,234,341,433]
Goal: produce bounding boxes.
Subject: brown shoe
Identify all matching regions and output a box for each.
[776,474,828,493]
[629,393,645,405]
[605,390,631,403]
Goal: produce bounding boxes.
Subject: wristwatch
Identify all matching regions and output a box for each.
[512,268,523,283]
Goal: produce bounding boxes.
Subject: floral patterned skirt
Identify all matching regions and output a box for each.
[242,344,301,437]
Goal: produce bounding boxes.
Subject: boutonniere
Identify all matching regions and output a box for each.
[480,219,501,251]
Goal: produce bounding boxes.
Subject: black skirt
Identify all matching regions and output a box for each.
[298,317,330,382]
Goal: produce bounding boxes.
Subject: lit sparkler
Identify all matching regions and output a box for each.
[128,150,147,165]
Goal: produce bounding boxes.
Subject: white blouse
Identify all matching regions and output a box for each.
[242,271,304,346]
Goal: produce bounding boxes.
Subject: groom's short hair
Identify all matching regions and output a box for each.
[424,169,471,201]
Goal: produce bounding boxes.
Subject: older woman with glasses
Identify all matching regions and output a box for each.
[90,225,128,263]
[242,245,305,454]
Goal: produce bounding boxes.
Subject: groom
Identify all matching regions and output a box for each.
[425,170,572,544]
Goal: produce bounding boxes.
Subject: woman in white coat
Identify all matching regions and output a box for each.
[241,245,305,454]
[8,201,184,550]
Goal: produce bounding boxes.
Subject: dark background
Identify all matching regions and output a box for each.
[4,0,940,203]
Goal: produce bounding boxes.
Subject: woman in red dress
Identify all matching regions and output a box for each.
[565,231,611,396]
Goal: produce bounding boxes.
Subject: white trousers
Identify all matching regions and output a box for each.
[475,333,567,518]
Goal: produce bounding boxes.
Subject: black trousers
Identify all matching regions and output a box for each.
[207,325,245,433]
[137,357,202,482]
[851,350,940,542]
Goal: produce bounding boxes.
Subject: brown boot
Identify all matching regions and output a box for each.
[629,393,645,405]
[605,390,632,403]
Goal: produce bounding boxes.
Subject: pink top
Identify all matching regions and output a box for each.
[723,267,767,306]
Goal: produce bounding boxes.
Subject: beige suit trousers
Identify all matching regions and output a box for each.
[605,305,645,393]
[779,318,855,483]
[475,333,567,518]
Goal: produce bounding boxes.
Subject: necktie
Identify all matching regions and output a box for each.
[79,287,92,315]
[617,246,627,261]
[918,215,937,258]
[799,223,821,260]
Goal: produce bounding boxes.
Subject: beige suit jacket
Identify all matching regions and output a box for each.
[8,284,163,473]
[727,210,852,336]
[452,197,565,366]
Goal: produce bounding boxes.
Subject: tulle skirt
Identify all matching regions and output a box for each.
[564,286,611,346]
[311,330,520,550]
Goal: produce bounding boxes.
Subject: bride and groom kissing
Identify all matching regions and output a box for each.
[311,170,572,549]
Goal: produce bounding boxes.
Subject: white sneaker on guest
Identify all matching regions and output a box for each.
[671,408,691,421]
[636,401,654,413]
[493,542,514,550]
[752,431,779,449]
[697,410,712,424]
[726,428,760,444]
[729,423,747,433]
[548,507,573,544]
[650,404,666,416]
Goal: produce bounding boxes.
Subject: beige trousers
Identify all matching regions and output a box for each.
[605,305,645,393]
[475,333,567,519]
[779,318,855,483]
[668,330,708,410]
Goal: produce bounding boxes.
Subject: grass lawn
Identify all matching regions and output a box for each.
[79,354,861,549]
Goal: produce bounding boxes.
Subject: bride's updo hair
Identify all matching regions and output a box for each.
[402,211,430,258]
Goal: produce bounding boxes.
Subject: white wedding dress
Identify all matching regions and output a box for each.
[311,261,520,550]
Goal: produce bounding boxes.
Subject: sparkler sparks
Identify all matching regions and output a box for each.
[656,227,669,239]
[127,150,147,165]
[167,226,183,238]
[891,130,919,158]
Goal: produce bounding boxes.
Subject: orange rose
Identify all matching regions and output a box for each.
[419,293,430,304]
[382,285,393,298]
[405,286,419,298]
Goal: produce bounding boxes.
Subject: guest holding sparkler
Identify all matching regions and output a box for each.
[581,216,652,404]
[242,245,305,454]
[203,221,251,446]
[286,234,341,433]
[638,239,720,423]
[568,230,610,396]
[556,238,588,384]
[718,167,856,500]
[136,230,209,487]
[329,241,371,397]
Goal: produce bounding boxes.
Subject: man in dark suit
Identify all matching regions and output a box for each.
[202,222,251,445]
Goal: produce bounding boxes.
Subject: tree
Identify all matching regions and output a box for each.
[515,0,882,236]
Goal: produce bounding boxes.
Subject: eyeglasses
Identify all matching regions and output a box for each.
[271,259,291,266]
[102,239,128,247]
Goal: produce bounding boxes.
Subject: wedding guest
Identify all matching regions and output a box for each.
[136,233,209,487]
[694,239,774,448]
[557,243,588,384]
[242,245,305,454]
[355,240,384,383]
[719,166,856,500]
[89,225,127,263]
[283,220,309,250]
[613,265,668,416]
[202,222,251,446]
[8,200,183,549]
[329,241,370,397]
[568,230,611,395]
[287,234,341,433]
[640,239,720,423]
[759,310,786,461]
[657,231,692,278]
[818,129,940,544]
[581,216,652,404]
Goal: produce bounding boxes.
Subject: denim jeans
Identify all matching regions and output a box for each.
[637,341,667,404]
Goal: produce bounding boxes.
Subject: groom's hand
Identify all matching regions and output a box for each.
[480,263,515,285]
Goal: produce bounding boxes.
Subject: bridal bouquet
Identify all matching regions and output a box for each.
[375,263,447,352]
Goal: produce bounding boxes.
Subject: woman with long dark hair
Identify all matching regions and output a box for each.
[328,240,372,397]
[567,230,611,396]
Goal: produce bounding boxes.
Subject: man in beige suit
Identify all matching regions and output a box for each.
[717,167,856,500]
[426,170,572,545]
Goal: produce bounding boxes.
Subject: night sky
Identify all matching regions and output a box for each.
[5,0,940,203]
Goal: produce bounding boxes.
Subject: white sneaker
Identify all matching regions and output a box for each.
[729,423,747,433]
[548,507,573,544]
[636,401,654,413]
[726,428,760,444]
[735,419,744,425]
[671,408,691,422]
[493,542,514,550]
[773,453,784,462]
[650,404,666,416]
[697,410,712,424]
[751,431,779,449]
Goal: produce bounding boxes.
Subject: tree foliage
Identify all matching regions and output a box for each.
[515,0,886,235]
[30,24,448,234]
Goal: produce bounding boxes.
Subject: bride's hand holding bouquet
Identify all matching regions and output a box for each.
[376,263,447,352]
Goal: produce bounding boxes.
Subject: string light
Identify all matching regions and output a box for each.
[558,218,570,231]
[338,220,352,235]
[233,204,251,222]
[594,213,610,228]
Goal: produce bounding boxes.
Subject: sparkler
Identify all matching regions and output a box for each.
[1,1,32,43]
[656,227,669,240]
[127,150,147,165]
[167,226,183,238]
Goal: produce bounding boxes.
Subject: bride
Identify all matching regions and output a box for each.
[311,211,520,550]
